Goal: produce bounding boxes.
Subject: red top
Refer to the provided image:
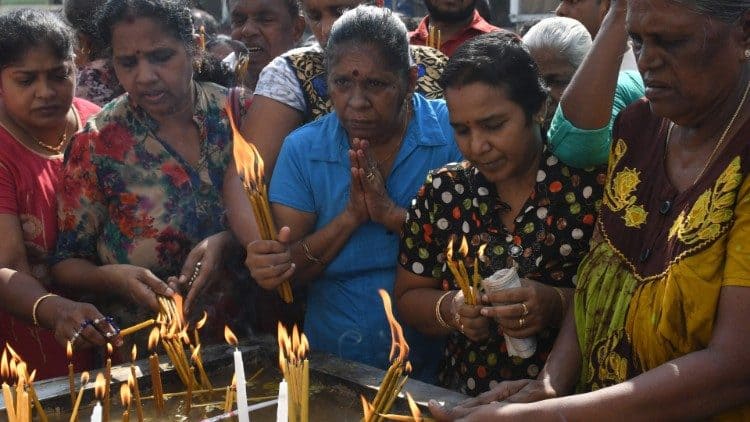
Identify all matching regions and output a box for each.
[409,10,507,57]
[0,97,100,380]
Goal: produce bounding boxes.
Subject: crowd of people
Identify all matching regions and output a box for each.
[0,0,748,419]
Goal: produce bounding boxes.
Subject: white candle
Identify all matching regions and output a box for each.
[276,379,288,422]
[234,347,250,422]
[91,401,102,422]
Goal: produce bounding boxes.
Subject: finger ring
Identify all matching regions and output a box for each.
[366,172,375,181]
[520,302,529,316]
[519,317,525,328]
[93,317,103,324]
[195,261,202,268]
[460,323,465,334]
[70,329,81,343]
[80,319,93,330]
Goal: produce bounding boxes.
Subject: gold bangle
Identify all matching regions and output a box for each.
[554,287,567,317]
[32,293,59,327]
[301,240,326,265]
[435,291,453,330]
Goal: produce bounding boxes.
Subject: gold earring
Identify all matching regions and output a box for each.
[745,49,750,59]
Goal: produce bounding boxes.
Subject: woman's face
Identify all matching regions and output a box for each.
[530,46,575,122]
[628,0,748,125]
[0,46,75,131]
[111,17,194,120]
[445,82,542,185]
[302,0,362,47]
[328,43,411,142]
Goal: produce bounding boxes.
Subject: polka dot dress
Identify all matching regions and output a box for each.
[399,152,605,395]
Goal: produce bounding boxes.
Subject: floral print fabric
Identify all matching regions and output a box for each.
[399,152,605,395]
[53,82,240,332]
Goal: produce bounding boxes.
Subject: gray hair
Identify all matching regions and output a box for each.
[325,5,411,81]
[673,0,750,22]
[522,17,592,69]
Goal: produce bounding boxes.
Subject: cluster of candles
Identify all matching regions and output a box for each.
[445,236,487,305]
[228,100,293,304]
[1,345,45,422]
[427,26,442,50]
[276,323,310,422]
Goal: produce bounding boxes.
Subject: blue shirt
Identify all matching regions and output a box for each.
[270,94,462,380]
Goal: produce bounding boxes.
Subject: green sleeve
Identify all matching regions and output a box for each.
[548,70,645,168]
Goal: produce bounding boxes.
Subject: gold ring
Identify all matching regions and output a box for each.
[519,317,525,328]
[366,172,376,181]
[521,302,529,316]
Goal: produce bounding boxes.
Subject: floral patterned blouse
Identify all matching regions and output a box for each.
[76,59,125,107]
[54,82,244,331]
[399,152,605,395]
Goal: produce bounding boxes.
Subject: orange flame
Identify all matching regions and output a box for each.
[459,236,469,256]
[94,373,106,399]
[378,289,409,365]
[148,327,160,351]
[301,334,309,357]
[1,348,8,380]
[80,371,90,386]
[67,341,73,360]
[173,294,186,329]
[106,343,113,356]
[195,311,208,330]
[224,326,238,346]
[15,362,27,383]
[191,344,201,363]
[127,372,136,390]
[120,383,131,408]
[360,395,374,419]
[131,345,137,362]
[10,358,17,380]
[5,344,20,362]
[227,102,266,187]
[446,237,455,262]
[28,369,36,384]
[406,392,422,421]
[477,243,487,262]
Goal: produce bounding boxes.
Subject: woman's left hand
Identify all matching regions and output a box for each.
[350,138,399,226]
[429,399,529,422]
[480,279,561,338]
[168,231,233,314]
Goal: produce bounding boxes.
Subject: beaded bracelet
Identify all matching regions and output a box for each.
[32,293,58,327]
[434,291,453,330]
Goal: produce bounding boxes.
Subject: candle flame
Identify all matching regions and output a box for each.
[291,325,300,358]
[228,103,266,187]
[360,395,374,419]
[301,334,309,356]
[120,383,131,407]
[148,327,160,351]
[131,345,137,362]
[191,344,201,362]
[446,237,454,261]
[477,243,487,261]
[94,372,106,399]
[459,236,469,256]
[106,343,113,356]
[10,357,17,380]
[378,289,409,365]
[128,372,136,389]
[173,294,186,329]
[67,341,73,360]
[1,348,8,379]
[224,326,238,346]
[195,311,208,330]
[16,361,27,383]
[28,369,36,384]
[80,371,90,384]
[5,344,20,362]
[406,392,422,421]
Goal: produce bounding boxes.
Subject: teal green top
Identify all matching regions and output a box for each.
[547,70,645,168]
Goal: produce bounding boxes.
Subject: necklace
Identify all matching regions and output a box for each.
[375,101,411,169]
[665,78,750,186]
[32,123,69,154]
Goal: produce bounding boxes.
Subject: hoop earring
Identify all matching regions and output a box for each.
[744,49,750,59]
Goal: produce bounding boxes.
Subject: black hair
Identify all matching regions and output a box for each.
[228,0,301,21]
[192,8,220,35]
[675,0,750,22]
[325,5,411,82]
[96,0,233,85]
[440,32,547,122]
[63,0,108,59]
[0,8,75,69]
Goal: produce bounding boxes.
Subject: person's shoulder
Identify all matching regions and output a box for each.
[282,44,323,60]
[72,97,102,119]
[617,98,655,126]
[283,112,335,148]
[428,161,474,185]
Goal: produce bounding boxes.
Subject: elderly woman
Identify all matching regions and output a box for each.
[239,0,447,177]
[523,12,644,168]
[52,0,257,353]
[0,9,118,379]
[395,33,606,396]
[431,0,750,419]
[235,5,461,379]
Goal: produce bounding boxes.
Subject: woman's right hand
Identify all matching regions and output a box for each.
[99,264,174,312]
[245,226,295,290]
[38,295,122,349]
[451,290,490,342]
[346,142,371,225]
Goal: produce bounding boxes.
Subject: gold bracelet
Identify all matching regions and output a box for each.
[32,293,59,327]
[434,291,453,330]
[301,240,326,265]
[554,287,567,318]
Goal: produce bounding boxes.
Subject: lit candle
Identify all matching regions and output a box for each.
[119,383,131,422]
[276,379,288,422]
[103,343,112,422]
[225,326,249,422]
[91,373,105,422]
[69,371,90,422]
[67,341,75,409]
[127,373,143,422]
[1,349,17,422]
[27,369,48,422]
[185,365,194,415]
[90,401,102,422]
[148,327,164,414]
[301,359,309,422]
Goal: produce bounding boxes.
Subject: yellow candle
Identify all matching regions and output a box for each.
[69,372,89,422]
[67,341,75,409]
[148,354,163,414]
[103,347,112,422]
[301,359,309,422]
